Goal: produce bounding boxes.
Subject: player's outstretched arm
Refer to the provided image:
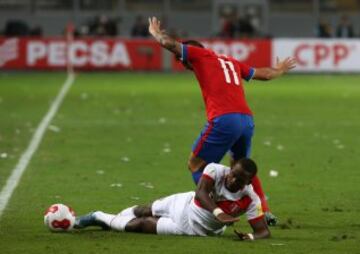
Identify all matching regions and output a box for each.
[148,16,182,57]
[195,177,239,225]
[234,217,270,241]
[253,57,296,81]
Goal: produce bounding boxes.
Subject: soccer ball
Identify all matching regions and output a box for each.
[44,204,76,232]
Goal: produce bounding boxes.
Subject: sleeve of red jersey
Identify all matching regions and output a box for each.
[181,44,207,63]
[236,61,255,82]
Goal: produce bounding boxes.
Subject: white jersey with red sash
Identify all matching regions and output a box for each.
[189,163,264,235]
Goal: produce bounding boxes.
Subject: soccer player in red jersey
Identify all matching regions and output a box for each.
[148,17,296,226]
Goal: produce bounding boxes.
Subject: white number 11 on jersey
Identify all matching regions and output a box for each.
[218,58,239,85]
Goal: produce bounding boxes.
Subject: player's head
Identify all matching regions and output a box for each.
[225,158,258,192]
[183,40,204,48]
[177,40,204,70]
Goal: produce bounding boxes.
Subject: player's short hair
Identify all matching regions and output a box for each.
[182,40,204,48]
[238,158,258,177]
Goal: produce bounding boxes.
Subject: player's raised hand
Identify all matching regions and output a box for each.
[215,212,239,225]
[148,17,162,37]
[275,57,297,73]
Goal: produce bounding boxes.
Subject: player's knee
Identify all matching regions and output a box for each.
[142,217,158,233]
[134,205,152,217]
[187,159,195,172]
[125,218,144,233]
[125,217,157,234]
[187,156,207,173]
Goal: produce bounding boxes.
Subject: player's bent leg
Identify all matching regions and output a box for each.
[190,114,246,184]
[125,217,158,234]
[188,153,207,184]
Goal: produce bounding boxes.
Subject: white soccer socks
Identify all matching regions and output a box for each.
[93,211,116,226]
[110,215,136,231]
[109,206,137,231]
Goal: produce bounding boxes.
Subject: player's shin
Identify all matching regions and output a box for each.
[110,214,136,231]
[93,211,116,226]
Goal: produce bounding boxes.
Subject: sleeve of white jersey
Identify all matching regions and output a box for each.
[245,186,264,222]
[202,163,217,180]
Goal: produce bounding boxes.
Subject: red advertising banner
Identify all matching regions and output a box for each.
[172,39,271,71]
[2,38,360,72]
[0,37,162,70]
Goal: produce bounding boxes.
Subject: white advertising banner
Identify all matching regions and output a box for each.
[273,39,360,72]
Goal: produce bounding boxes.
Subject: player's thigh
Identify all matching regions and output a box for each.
[229,135,252,160]
[152,192,194,218]
[230,116,254,160]
[156,217,183,235]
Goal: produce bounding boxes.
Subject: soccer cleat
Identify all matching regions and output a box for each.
[265,212,278,226]
[74,212,110,230]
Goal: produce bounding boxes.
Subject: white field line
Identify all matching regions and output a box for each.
[0,73,75,219]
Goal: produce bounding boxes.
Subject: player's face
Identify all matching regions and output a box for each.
[225,166,253,192]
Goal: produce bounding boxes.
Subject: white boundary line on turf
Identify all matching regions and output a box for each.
[0,73,76,219]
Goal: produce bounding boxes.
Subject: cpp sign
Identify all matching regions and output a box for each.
[274,39,360,72]
[294,43,352,67]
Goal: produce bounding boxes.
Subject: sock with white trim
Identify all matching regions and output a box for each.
[93,211,116,226]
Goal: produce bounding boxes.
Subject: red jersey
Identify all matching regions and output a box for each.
[182,45,255,120]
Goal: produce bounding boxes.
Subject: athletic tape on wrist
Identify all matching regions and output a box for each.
[212,207,224,217]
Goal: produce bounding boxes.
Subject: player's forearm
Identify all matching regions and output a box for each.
[152,31,181,56]
[153,31,174,49]
[195,189,218,212]
[253,67,284,81]
[250,218,271,240]
[253,228,271,240]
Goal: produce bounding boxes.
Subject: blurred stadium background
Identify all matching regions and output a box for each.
[1,0,360,71]
[0,1,360,254]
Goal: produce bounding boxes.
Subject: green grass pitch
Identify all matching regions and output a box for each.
[0,72,359,254]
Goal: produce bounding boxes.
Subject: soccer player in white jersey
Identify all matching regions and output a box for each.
[75,158,270,240]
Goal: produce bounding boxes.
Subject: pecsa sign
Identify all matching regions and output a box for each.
[0,38,162,70]
[273,39,360,72]
[27,40,130,67]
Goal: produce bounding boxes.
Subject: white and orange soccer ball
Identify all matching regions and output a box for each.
[44,204,76,232]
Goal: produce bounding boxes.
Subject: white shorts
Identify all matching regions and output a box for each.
[152,191,195,235]
[151,191,226,236]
